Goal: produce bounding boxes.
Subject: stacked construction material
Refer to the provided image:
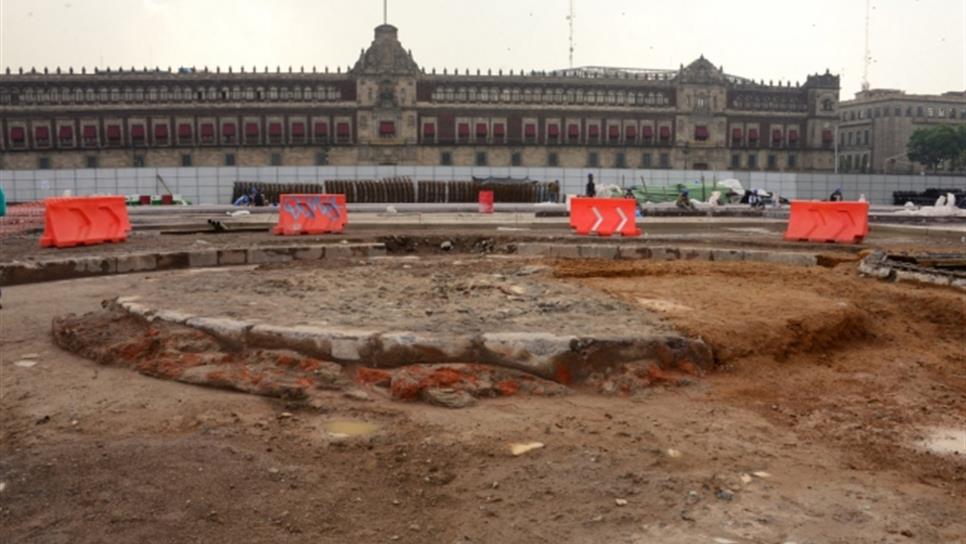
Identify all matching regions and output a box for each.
[232,178,554,204]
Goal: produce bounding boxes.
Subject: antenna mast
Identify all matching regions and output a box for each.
[567,0,576,68]
[861,0,871,91]
[383,0,388,24]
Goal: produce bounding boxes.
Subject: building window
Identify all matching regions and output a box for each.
[615,152,627,168]
[475,151,487,166]
[864,130,870,145]
[642,153,652,168]
[441,151,452,166]
[767,155,777,170]
[788,155,798,169]
[548,152,559,167]
[38,157,51,169]
[85,156,98,168]
[659,153,669,169]
[225,153,236,166]
[587,152,599,167]
[315,151,328,166]
[917,106,924,117]
[511,152,522,166]
[180,154,192,167]
[731,154,740,168]
[270,153,282,166]
[747,154,757,169]
[133,155,146,167]
[847,132,854,146]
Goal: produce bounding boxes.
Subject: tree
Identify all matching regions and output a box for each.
[907,125,965,172]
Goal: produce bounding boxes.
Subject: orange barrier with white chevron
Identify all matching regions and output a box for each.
[40,196,131,248]
[569,197,641,237]
[784,200,869,244]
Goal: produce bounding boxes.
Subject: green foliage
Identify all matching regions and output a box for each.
[907,125,966,171]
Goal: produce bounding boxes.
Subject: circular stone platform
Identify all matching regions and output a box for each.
[107,257,712,382]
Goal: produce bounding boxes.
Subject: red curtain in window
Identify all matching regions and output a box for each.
[107,125,122,141]
[625,126,637,140]
[154,124,168,139]
[83,125,97,139]
[379,121,396,135]
[476,123,487,138]
[35,126,50,141]
[291,122,306,137]
[547,124,560,138]
[458,123,470,137]
[524,124,536,137]
[10,127,25,142]
[731,128,743,140]
[641,126,653,139]
[659,126,671,140]
[245,123,259,137]
[748,128,759,141]
[788,130,799,143]
[772,129,783,143]
[822,129,833,142]
[221,123,236,136]
[200,123,215,138]
[336,122,350,137]
[269,123,283,136]
[178,124,192,138]
[59,126,74,141]
[423,123,436,137]
[315,122,329,137]
[588,125,600,138]
[493,123,505,137]
[694,126,709,140]
[130,125,145,139]
[568,124,580,138]
[608,126,620,140]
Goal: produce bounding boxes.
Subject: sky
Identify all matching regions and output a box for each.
[0,0,963,98]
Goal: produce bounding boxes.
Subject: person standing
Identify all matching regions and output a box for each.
[585,173,596,197]
[829,187,844,202]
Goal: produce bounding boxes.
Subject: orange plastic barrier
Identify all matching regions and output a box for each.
[40,196,131,248]
[570,197,641,237]
[784,200,869,244]
[273,194,347,235]
[478,190,494,214]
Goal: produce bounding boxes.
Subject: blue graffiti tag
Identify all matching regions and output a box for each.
[281,195,343,224]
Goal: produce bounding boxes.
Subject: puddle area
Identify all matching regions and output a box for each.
[917,427,966,456]
[321,419,380,439]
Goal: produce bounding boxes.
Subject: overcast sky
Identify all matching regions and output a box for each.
[1,0,963,98]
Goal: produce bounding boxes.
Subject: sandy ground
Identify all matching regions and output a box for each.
[1,253,965,543]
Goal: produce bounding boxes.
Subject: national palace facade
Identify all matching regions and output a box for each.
[0,24,840,172]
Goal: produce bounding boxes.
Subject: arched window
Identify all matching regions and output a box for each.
[74,88,84,102]
[523,88,532,102]
[172,87,182,101]
[315,87,326,100]
[159,87,169,100]
[148,87,158,101]
[511,88,521,102]
[456,87,467,101]
[328,87,340,100]
[134,88,144,101]
[268,87,278,100]
[292,87,302,100]
[245,87,255,100]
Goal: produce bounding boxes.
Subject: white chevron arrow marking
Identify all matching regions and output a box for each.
[616,207,628,232]
[591,206,604,233]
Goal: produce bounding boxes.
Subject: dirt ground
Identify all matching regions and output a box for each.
[2,253,965,543]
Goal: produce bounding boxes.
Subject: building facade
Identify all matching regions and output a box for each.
[837,89,966,173]
[0,24,840,172]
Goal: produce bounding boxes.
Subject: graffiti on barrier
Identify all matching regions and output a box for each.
[281,195,343,224]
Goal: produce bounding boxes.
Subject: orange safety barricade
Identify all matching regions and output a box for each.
[784,200,869,244]
[478,190,494,214]
[570,197,641,237]
[273,194,347,235]
[40,196,131,248]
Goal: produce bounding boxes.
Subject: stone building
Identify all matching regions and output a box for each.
[837,89,966,173]
[0,24,840,172]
